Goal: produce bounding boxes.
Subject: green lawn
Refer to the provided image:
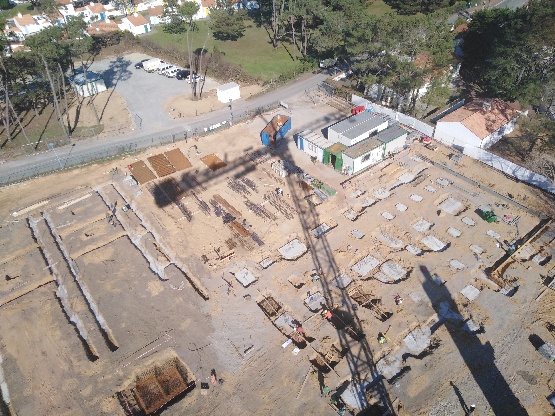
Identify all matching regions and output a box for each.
[0,3,37,19]
[146,21,308,82]
[367,0,394,16]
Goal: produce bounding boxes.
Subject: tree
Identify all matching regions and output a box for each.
[24,26,71,139]
[461,0,555,104]
[180,1,200,25]
[383,0,445,15]
[38,0,60,18]
[210,0,247,41]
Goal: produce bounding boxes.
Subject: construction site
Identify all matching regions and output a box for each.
[1,90,555,416]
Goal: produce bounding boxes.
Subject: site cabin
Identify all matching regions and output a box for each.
[296,130,332,163]
[261,115,291,148]
[217,82,241,103]
[341,124,408,174]
[327,112,388,147]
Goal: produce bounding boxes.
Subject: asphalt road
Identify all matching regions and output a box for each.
[448,0,528,24]
[0,71,328,185]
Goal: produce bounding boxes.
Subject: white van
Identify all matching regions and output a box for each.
[143,58,163,73]
[157,64,173,75]
[165,67,182,78]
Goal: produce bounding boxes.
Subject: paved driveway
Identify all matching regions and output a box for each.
[88,52,220,133]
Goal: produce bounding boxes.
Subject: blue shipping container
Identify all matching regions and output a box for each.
[261,115,291,147]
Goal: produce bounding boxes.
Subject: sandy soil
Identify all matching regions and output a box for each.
[163,84,264,119]
[69,89,134,139]
[0,95,554,416]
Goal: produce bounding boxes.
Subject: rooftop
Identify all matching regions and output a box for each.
[14,14,36,26]
[218,82,239,91]
[329,112,386,140]
[439,99,519,139]
[148,5,164,16]
[343,125,407,159]
[126,13,148,26]
[299,130,332,149]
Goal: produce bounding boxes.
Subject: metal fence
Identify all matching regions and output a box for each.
[0,101,280,187]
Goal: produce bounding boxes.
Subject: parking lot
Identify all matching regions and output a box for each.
[88,52,221,132]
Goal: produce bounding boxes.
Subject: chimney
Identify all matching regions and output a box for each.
[90,2,94,5]
[482,101,491,111]
[133,12,138,17]
[17,12,23,18]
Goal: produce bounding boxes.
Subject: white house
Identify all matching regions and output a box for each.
[327,112,388,147]
[342,124,408,174]
[434,99,519,150]
[216,82,240,103]
[71,70,107,98]
[296,130,332,163]
[13,13,50,37]
[119,13,150,35]
[147,5,165,25]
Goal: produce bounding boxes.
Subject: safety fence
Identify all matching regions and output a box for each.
[0,101,280,187]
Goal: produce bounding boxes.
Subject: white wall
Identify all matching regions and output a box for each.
[217,86,240,103]
[301,140,324,162]
[345,145,385,174]
[434,121,481,148]
[383,133,408,154]
[481,118,517,149]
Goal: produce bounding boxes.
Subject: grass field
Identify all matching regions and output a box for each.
[367,0,394,16]
[146,20,309,82]
[0,2,36,19]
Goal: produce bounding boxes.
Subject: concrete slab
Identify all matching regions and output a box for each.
[278,239,308,260]
[350,189,365,198]
[438,198,464,215]
[403,327,431,355]
[352,255,381,277]
[376,354,404,380]
[395,203,408,212]
[410,194,423,202]
[379,260,407,282]
[461,216,476,226]
[538,342,555,362]
[304,292,325,312]
[448,227,462,237]
[516,244,536,260]
[439,302,464,321]
[405,245,423,256]
[436,178,450,187]
[421,235,447,252]
[486,230,501,239]
[449,259,466,270]
[461,285,480,301]
[344,209,358,221]
[361,197,377,208]
[351,230,365,239]
[312,223,332,238]
[413,219,434,232]
[373,188,391,199]
[398,172,416,183]
[259,258,275,269]
[334,274,353,289]
[378,231,404,248]
[424,185,437,193]
[462,319,481,333]
[274,312,295,333]
[382,212,395,220]
[469,245,484,254]
[234,268,257,287]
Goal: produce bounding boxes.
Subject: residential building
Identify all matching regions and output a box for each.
[119,13,150,35]
[433,99,520,149]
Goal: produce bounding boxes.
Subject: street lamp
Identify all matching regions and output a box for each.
[229,98,233,123]
[48,142,63,170]
[64,143,76,169]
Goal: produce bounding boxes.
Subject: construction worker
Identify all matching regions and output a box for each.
[378,332,387,344]
[322,309,333,320]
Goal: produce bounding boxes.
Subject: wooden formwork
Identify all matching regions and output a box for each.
[257,295,283,319]
[348,284,391,321]
[164,149,192,171]
[148,154,176,177]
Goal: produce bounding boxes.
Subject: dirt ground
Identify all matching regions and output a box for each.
[1,94,555,416]
[163,84,264,119]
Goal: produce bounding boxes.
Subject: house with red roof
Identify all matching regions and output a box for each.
[433,99,520,149]
[118,13,150,35]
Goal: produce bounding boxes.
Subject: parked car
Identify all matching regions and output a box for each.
[143,58,164,73]
[176,69,191,80]
[319,58,337,69]
[134,59,149,69]
[157,64,173,75]
[160,65,176,76]
[165,67,182,78]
